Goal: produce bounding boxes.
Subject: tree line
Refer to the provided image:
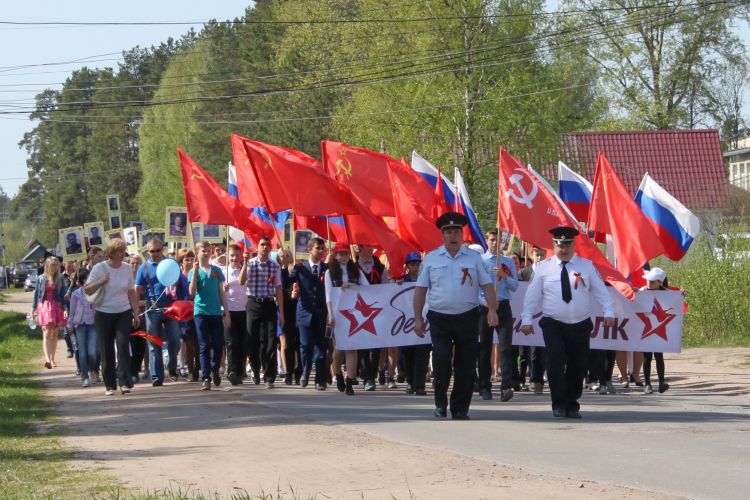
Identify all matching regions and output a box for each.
[6,0,749,257]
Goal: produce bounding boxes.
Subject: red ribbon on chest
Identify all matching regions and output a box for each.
[461,267,473,286]
[573,272,586,289]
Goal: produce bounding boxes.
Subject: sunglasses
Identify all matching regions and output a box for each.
[149,248,163,254]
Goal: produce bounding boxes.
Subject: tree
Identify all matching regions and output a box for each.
[569,0,750,129]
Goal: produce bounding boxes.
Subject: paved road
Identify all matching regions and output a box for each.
[6,290,749,499]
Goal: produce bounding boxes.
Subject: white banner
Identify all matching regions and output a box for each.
[331,282,683,352]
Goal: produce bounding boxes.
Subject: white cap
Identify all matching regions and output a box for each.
[468,244,484,254]
[643,267,666,282]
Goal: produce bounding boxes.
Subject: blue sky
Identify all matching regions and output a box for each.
[0,0,251,197]
[0,1,748,197]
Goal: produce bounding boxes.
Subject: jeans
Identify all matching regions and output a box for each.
[194,314,224,381]
[74,323,97,381]
[145,309,182,382]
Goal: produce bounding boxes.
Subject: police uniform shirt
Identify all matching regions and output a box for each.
[481,251,519,302]
[416,245,492,315]
[521,255,615,325]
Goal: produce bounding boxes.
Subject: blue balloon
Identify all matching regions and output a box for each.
[156,258,181,286]
[270,251,278,263]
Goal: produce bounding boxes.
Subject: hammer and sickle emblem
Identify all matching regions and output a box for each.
[505,168,538,209]
[259,149,273,169]
[190,167,204,181]
[335,155,353,179]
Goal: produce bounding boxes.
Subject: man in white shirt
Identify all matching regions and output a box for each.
[521,226,615,419]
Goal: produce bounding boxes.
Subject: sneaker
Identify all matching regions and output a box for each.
[168,370,179,382]
[212,371,221,387]
[266,380,275,389]
[500,388,514,402]
[644,384,653,395]
[91,371,101,383]
[75,369,81,376]
[589,382,600,391]
[364,380,376,391]
[532,382,544,395]
[520,384,530,392]
[598,384,608,395]
[121,387,131,395]
[658,383,670,394]
[82,379,90,388]
[606,381,617,394]
[104,389,114,396]
[387,378,397,389]
[201,379,211,391]
[405,384,414,395]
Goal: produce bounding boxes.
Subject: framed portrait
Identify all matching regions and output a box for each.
[83,222,105,248]
[165,206,189,243]
[106,229,123,242]
[191,222,201,247]
[109,212,122,230]
[140,229,151,248]
[201,224,224,243]
[106,194,120,213]
[147,228,166,245]
[283,218,293,249]
[123,227,139,255]
[294,229,312,262]
[59,226,85,262]
[128,221,145,233]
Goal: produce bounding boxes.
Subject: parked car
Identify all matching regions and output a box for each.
[24,269,38,292]
[13,261,36,288]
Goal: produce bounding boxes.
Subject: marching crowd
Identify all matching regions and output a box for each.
[30,213,671,419]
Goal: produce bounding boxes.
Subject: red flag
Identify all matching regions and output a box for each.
[233,135,359,216]
[163,300,194,322]
[177,148,267,244]
[454,189,473,243]
[130,330,164,348]
[293,214,348,242]
[497,148,634,299]
[321,140,395,216]
[587,152,664,278]
[433,168,451,220]
[388,163,443,252]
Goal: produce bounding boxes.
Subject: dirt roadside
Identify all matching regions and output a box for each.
[6,290,746,498]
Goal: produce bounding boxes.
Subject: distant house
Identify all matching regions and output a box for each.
[21,240,50,263]
[558,129,728,210]
[722,136,750,191]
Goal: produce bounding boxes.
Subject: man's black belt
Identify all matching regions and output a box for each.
[248,296,275,303]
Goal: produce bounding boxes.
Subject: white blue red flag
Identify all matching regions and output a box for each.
[411,151,487,249]
[557,161,593,223]
[635,173,700,261]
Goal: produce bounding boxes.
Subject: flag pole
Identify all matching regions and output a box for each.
[243,142,285,250]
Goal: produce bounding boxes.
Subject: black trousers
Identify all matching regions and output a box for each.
[540,316,592,412]
[94,309,133,391]
[225,310,248,378]
[478,301,515,390]
[129,333,147,377]
[529,347,546,384]
[597,350,617,384]
[358,348,379,382]
[246,299,278,382]
[429,307,480,415]
[402,344,431,390]
[643,352,665,385]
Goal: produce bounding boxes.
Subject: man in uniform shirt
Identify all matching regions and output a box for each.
[414,212,498,420]
[479,228,519,402]
[520,226,615,418]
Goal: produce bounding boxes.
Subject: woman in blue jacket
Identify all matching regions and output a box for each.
[32,256,67,369]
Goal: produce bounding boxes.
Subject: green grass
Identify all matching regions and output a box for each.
[0,310,120,498]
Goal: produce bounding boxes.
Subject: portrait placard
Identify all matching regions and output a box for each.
[165,206,189,244]
[83,222,105,247]
[59,226,86,261]
[106,194,120,213]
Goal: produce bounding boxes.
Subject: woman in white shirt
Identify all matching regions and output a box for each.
[325,243,369,395]
[85,239,140,396]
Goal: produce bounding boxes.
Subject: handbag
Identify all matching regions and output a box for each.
[85,284,105,306]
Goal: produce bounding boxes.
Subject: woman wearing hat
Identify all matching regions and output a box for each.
[640,267,670,394]
[325,243,369,395]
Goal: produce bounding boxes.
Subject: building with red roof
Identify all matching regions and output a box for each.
[558,130,728,210]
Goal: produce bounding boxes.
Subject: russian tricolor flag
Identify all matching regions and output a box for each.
[411,151,487,250]
[558,161,592,223]
[635,173,700,261]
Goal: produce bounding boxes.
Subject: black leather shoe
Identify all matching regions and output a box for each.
[345,377,355,396]
[152,380,163,387]
[500,388,514,402]
[553,409,566,418]
[228,372,242,386]
[451,412,471,420]
[566,409,582,419]
[434,408,447,418]
[336,374,346,392]
[378,370,386,385]
[212,371,221,387]
[405,384,414,395]
[415,389,427,396]
[284,375,292,385]
[480,388,492,400]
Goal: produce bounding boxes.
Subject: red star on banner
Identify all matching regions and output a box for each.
[635,298,676,341]
[340,293,383,337]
